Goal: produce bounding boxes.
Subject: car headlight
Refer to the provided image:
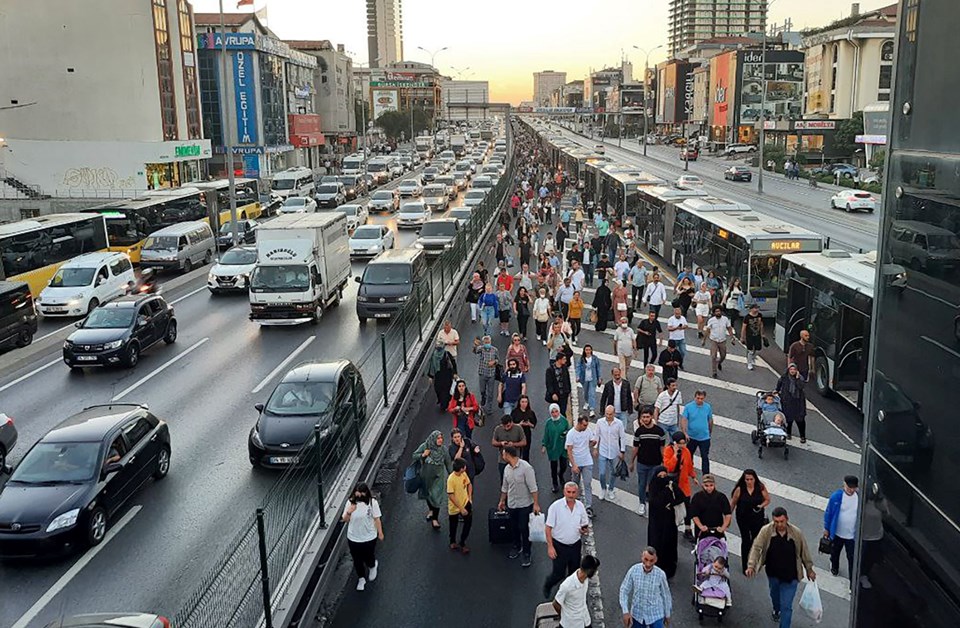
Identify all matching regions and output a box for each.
[46,508,80,533]
[415,242,424,249]
[396,295,409,302]
[208,271,216,282]
[357,295,368,302]
[368,245,381,252]
[104,339,124,350]
[250,425,264,448]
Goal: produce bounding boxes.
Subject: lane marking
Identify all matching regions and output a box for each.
[170,285,207,305]
[36,322,76,342]
[11,505,144,628]
[710,415,861,464]
[251,335,316,394]
[0,359,61,394]
[907,285,957,309]
[921,334,960,360]
[112,338,209,401]
[589,482,851,601]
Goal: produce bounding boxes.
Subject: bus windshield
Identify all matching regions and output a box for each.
[749,254,782,297]
[272,179,297,190]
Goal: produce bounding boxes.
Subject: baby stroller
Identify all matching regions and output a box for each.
[751,391,789,459]
[692,533,732,623]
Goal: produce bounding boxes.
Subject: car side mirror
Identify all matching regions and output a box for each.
[75,320,85,328]
[103,462,123,476]
[255,403,265,413]
[354,276,361,283]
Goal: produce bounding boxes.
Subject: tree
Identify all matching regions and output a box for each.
[834,111,864,158]
[869,148,886,170]
[763,143,786,167]
[374,108,432,142]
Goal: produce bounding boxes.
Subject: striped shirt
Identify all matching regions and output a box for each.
[619,563,672,624]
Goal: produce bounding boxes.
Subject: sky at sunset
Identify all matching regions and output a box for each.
[192,0,895,104]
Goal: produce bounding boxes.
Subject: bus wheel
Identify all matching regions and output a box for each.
[814,356,832,397]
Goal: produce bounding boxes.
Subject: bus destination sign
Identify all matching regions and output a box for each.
[756,239,823,253]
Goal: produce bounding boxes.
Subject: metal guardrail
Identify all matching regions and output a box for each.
[172,145,516,628]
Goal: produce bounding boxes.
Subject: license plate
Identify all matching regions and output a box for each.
[270,456,296,465]
[76,355,97,361]
[374,313,391,318]
[46,307,67,313]
[754,297,767,303]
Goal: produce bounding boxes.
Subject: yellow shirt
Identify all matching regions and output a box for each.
[447,471,472,515]
[569,298,584,319]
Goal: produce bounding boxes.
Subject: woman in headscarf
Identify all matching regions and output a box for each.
[413,430,452,530]
[593,278,613,332]
[776,363,808,443]
[540,403,569,493]
[447,380,479,438]
[426,339,456,410]
[611,279,630,325]
[646,465,681,578]
[465,272,484,323]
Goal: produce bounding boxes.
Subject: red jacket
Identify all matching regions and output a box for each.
[663,444,697,497]
[448,393,479,430]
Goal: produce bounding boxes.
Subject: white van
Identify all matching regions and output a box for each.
[140,221,216,273]
[37,252,135,317]
[271,167,316,199]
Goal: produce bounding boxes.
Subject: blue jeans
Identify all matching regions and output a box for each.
[687,438,711,474]
[615,411,629,424]
[674,338,687,361]
[502,401,517,416]
[597,455,620,492]
[582,381,598,412]
[632,619,664,628]
[661,423,679,438]
[584,264,594,286]
[635,462,657,505]
[767,577,799,628]
[480,307,497,337]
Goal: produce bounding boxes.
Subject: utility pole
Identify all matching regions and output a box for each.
[758,0,777,195]
[634,44,663,157]
[218,0,239,246]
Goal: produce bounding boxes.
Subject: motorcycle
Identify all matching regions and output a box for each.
[126,268,160,295]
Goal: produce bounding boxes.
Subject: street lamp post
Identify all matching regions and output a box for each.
[633,44,664,157]
[757,0,777,195]
[416,46,448,136]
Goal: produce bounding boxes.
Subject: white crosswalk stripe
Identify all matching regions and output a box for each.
[711,415,861,464]
[578,321,751,365]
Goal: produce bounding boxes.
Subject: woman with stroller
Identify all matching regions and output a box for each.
[730,469,771,575]
[646,465,681,578]
[776,363,808,443]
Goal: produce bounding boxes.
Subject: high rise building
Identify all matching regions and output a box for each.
[854,0,960,625]
[668,0,768,58]
[366,0,403,68]
[533,71,566,107]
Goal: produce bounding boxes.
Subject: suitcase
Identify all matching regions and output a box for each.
[532,602,561,628]
[488,508,514,544]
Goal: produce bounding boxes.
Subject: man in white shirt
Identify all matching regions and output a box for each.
[565,415,598,516]
[665,306,689,361]
[436,319,460,371]
[704,305,737,378]
[654,378,683,438]
[514,263,535,291]
[642,273,668,318]
[543,482,591,599]
[596,405,627,502]
[568,260,586,292]
[613,253,631,284]
[553,555,600,628]
[612,319,638,380]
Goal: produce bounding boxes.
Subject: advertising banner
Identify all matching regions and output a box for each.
[711,53,732,128]
[198,32,255,50]
[370,80,431,88]
[233,51,258,144]
[738,50,804,125]
[372,89,399,119]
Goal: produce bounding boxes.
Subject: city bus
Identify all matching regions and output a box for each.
[558,147,608,186]
[83,178,261,262]
[0,213,109,296]
[776,249,907,408]
[653,196,824,315]
[595,165,666,224]
[635,185,709,252]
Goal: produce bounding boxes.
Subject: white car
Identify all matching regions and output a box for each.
[279,196,317,214]
[723,143,757,156]
[831,190,877,213]
[397,178,423,197]
[207,245,258,293]
[594,144,606,154]
[338,203,369,232]
[349,224,395,258]
[463,189,488,208]
[397,201,431,227]
[448,207,473,227]
[675,175,704,188]
[38,251,135,317]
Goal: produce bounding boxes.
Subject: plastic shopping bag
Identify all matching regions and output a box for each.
[799,581,823,623]
[528,512,547,543]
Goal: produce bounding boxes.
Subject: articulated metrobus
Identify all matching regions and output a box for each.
[651,196,824,315]
[635,185,710,252]
[83,178,261,262]
[595,165,666,224]
[0,213,110,296]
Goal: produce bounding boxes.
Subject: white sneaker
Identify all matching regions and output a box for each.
[368,561,378,582]
[747,364,755,371]
[542,340,547,346]
[356,577,366,591]
[597,491,605,501]
[607,489,616,501]
[638,503,646,517]
[583,403,590,410]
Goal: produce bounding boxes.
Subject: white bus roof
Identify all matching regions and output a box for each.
[678,197,821,242]
[641,186,710,201]
[782,250,880,298]
[272,167,313,179]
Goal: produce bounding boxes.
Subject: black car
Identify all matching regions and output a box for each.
[0,413,16,472]
[339,175,367,200]
[724,166,753,182]
[260,192,283,217]
[63,295,177,369]
[216,219,258,249]
[0,281,38,350]
[0,403,171,558]
[248,360,365,469]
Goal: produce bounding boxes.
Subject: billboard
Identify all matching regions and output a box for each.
[372,89,398,119]
[711,52,734,128]
[233,51,258,144]
[738,50,804,125]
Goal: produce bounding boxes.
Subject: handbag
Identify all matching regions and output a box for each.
[475,406,485,427]
[673,500,687,527]
[494,362,503,382]
[818,535,833,555]
[403,460,423,494]
[614,458,630,481]
[589,310,598,324]
[472,446,486,475]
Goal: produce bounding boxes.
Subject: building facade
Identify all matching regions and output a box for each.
[361,62,442,135]
[668,0,768,58]
[533,71,567,107]
[287,41,358,152]
[855,1,960,625]
[551,80,584,108]
[0,0,212,197]
[439,80,490,122]
[366,0,403,69]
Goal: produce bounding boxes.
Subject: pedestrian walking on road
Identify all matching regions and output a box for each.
[612,280,630,324]
[653,378,682,438]
[740,303,765,371]
[498,357,527,415]
[542,403,570,492]
[472,334,499,418]
[630,407,666,517]
[634,364,663,410]
[663,431,697,541]
[600,367,634,424]
[543,482,591,599]
[506,332,530,373]
[427,339,456,410]
[533,287,552,343]
[413,431,453,530]
[545,353,572,417]
[705,305,737,378]
[636,310,662,367]
[689,474,732,539]
[665,307,688,361]
[466,272,484,323]
[446,458,473,553]
[576,344,602,416]
[498,446,541,567]
[646,466,681,578]
[776,363,807,443]
[730,469,770,575]
[343,482,384,592]
[436,319,461,371]
[746,507,817,628]
[680,390,714,474]
[823,475,859,580]
[566,414,598,517]
[554,554,600,628]
[596,405,628,502]
[629,259,648,310]
[693,282,713,341]
[478,284,500,337]
[447,380,479,438]
[593,278,613,332]
[724,278,745,331]
[612,318,637,380]
[514,287,532,342]
[492,414,528,480]
[448,428,482,483]
[511,395,538,461]
[619,546,673,627]
[787,329,816,382]
[568,290,584,343]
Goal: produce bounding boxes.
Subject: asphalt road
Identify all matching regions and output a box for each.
[555,126,881,255]
[328,191,860,627]
[0,164,479,628]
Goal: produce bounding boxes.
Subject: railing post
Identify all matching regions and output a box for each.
[428,267,436,313]
[256,508,274,628]
[351,378,362,458]
[401,310,409,371]
[416,283,424,341]
[380,332,389,406]
[314,425,327,529]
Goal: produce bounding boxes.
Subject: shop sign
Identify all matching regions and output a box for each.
[233,51,258,144]
[856,134,888,145]
[370,80,431,88]
[684,71,695,119]
[794,120,836,130]
[198,32,255,50]
[294,85,311,99]
[242,154,260,177]
[372,89,399,119]
[175,145,203,157]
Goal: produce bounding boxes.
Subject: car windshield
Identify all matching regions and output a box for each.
[266,381,335,416]
[250,265,310,292]
[143,235,179,250]
[317,185,339,194]
[10,442,101,484]
[338,206,359,216]
[367,162,387,172]
[82,307,135,328]
[423,186,445,197]
[420,222,456,237]
[473,179,492,188]
[363,263,412,285]
[340,177,359,186]
[928,234,960,250]
[272,179,296,190]
[219,222,247,234]
[400,204,424,214]
[220,248,257,265]
[283,198,306,207]
[49,267,95,288]
[371,191,393,200]
[466,191,486,200]
[352,226,381,240]
[424,168,438,174]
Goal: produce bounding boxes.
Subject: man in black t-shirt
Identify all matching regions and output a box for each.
[689,474,732,536]
[740,303,765,371]
[636,310,662,366]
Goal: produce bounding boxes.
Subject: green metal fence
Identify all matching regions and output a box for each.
[173,136,516,628]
